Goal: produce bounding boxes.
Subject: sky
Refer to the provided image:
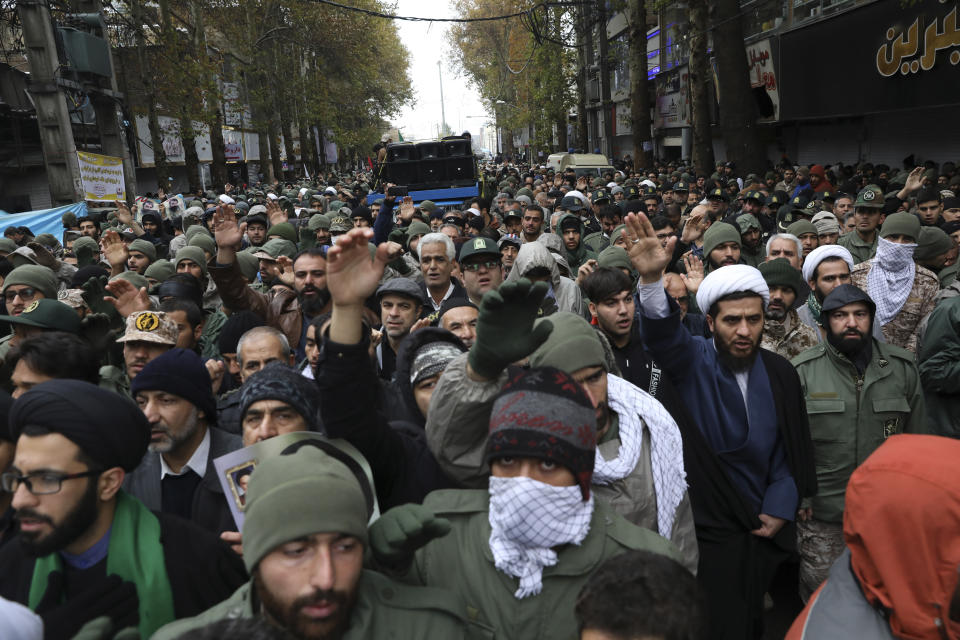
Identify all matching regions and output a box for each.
[391,0,489,143]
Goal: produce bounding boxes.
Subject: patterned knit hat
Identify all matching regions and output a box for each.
[486,366,597,500]
[240,361,318,430]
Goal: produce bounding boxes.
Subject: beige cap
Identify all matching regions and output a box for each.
[116,310,178,345]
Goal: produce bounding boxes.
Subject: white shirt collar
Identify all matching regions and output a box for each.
[160,428,211,479]
[429,281,456,311]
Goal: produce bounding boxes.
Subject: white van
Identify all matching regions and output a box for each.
[546,153,615,178]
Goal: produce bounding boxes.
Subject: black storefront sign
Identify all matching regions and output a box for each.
[779,0,960,120]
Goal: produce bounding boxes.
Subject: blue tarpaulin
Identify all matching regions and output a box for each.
[0,202,86,239]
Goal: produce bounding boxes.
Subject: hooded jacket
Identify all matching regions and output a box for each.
[504,241,585,316]
[787,435,960,640]
[557,213,598,272]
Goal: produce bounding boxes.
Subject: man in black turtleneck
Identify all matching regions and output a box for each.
[790,284,927,602]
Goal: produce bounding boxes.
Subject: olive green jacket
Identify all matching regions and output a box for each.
[791,340,926,523]
[837,231,878,264]
[397,489,681,640]
[150,570,472,640]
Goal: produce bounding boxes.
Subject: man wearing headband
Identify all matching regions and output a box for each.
[622,212,816,639]
[153,446,471,639]
[0,381,245,637]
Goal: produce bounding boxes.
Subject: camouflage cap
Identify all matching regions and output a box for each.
[57,288,88,310]
[329,216,353,233]
[116,310,178,345]
[735,213,761,233]
[855,184,885,209]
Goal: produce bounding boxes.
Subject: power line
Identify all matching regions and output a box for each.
[303,0,585,23]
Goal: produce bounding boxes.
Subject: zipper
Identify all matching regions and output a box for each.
[856,375,863,412]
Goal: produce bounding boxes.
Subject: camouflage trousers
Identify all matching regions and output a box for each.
[797,518,846,603]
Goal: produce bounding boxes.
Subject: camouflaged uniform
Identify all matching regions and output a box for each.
[850,261,939,354]
[761,309,820,360]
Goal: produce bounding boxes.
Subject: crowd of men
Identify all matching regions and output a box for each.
[0,156,959,640]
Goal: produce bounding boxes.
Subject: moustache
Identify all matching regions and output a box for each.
[293,588,348,612]
[16,509,53,527]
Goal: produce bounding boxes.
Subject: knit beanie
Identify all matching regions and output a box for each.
[110,271,149,291]
[915,226,955,261]
[410,341,464,386]
[0,238,17,254]
[236,251,259,282]
[72,236,99,255]
[597,246,632,272]
[188,233,216,257]
[128,239,157,262]
[879,212,921,242]
[175,246,208,277]
[405,221,431,250]
[486,366,597,500]
[530,312,606,373]
[307,214,330,231]
[786,220,818,238]
[242,445,369,572]
[184,225,211,242]
[131,348,217,425]
[1,265,58,299]
[240,362,318,431]
[758,258,809,304]
[702,222,741,257]
[268,222,297,244]
[145,259,175,283]
[217,310,265,355]
[735,214,761,234]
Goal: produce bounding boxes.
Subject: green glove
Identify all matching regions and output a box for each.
[81,275,120,320]
[298,225,316,250]
[369,503,451,568]
[468,278,554,379]
[387,228,406,245]
[76,244,95,267]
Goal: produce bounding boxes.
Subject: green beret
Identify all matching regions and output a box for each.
[530,312,607,373]
[241,445,369,573]
[786,220,818,238]
[879,212,921,242]
[1,265,58,299]
[110,270,150,291]
[185,225,211,241]
[758,258,809,302]
[128,239,157,262]
[188,233,216,256]
[597,246,633,272]
[72,236,99,254]
[144,259,175,283]
[703,222,741,257]
[236,251,259,282]
[175,246,208,277]
[915,226,955,261]
[268,222,297,244]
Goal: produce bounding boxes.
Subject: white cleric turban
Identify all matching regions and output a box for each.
[801,245,855,283]
[696,264,770,313]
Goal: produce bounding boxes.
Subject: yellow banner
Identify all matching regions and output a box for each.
[77,151,126,202]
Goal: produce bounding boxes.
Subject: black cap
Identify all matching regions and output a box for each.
[559,196,584,212]
[821,284,876,316]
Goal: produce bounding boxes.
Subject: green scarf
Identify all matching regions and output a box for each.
[806,291,822,324]
[28,490,176,637]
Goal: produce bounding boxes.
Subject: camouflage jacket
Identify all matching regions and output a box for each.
[851,262,939,354]
[762,309,820,360]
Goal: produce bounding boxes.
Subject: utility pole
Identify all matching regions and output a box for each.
[438,60,446,138]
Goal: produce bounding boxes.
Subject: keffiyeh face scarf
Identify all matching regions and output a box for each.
[867,238,917,327]
[488,476,594,599]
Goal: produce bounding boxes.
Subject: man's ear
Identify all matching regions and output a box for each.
[588,302,598,320]
[99,467,125,502]
[705,314,716,333]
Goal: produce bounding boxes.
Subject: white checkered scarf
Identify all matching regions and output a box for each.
[867,238,917,327]
[488,476,594,599]
[594,374,687,539]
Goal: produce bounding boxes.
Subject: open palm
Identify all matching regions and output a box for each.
[326,228,390,307]
[623,212,676,282]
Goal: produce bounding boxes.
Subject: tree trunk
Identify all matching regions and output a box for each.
[179,113,201,193]
[688,0,715,175]
[712,0,765,173]
[133,0,168,192]
[258,130,272,184]
[557,115,568,153]
[268,119,283,183]
[628,0,650,169]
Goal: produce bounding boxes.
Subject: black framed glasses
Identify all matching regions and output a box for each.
[1,469,103,495]
[462,260,501,272]
[3,287,37,303]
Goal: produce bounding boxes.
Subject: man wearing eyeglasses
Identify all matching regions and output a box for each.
[459,237,503,306]
[0,380,246,637]
[0,265,60,368]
